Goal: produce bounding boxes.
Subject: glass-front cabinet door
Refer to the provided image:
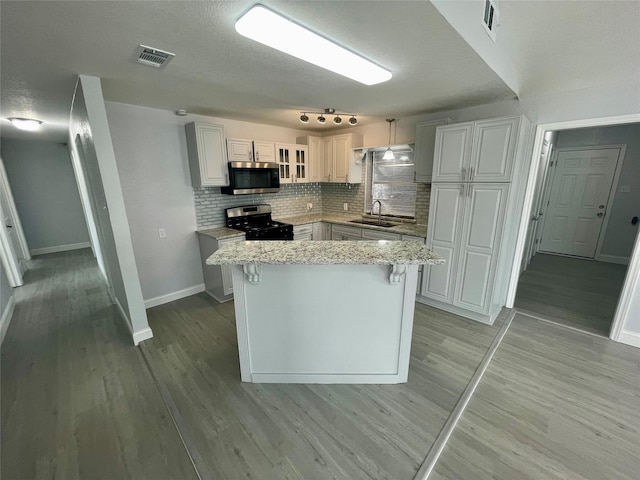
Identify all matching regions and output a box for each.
[276,143,292,184]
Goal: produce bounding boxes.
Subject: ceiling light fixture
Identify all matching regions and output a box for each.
[383,119,395,160]
[301,108,357,126]
[235,5,392,85]
[7,117,43,131]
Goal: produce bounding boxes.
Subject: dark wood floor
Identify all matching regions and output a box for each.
[432,314,640,480]
[3,250,639,480]
[1,250,198,480]
[515,253,628,336]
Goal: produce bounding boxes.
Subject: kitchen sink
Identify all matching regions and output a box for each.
[349,219,398,228]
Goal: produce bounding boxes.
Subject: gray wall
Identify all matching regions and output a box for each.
[556,124,640,259]
[69,76,150,343]
[1,139,89,251]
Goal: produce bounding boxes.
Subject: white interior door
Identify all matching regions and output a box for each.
[539,148,620,258]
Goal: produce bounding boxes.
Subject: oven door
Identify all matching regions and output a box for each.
[221,162,280,195]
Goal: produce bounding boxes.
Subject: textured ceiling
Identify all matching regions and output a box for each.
[1,1,638,142]
[0,0,515,141]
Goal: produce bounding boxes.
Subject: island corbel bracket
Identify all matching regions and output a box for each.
[243,264,262,284]
[389,264,406,284]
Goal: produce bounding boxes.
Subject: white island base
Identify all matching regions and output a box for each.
[231,263,419,384]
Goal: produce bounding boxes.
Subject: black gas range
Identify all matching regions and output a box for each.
[226,204,293,240]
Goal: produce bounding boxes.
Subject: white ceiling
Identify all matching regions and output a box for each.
[1,1,638,142]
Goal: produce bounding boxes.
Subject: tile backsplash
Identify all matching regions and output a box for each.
[194,181,430,229]
[195,183,322,229]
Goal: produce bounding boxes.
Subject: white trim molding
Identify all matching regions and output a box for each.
[132,327,153,346]
[31,242,91,256]
[0,295,16,346]
[144,283,205,309]
[596,254,630,265]
[617,330,640,348]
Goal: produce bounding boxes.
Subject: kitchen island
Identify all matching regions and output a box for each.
[207,240,443,384]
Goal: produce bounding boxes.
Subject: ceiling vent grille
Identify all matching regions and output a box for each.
[482,0,498,42]
[136,45,175,68]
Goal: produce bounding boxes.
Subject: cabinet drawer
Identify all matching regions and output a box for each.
[294,224,313,240]
[361,229,400,241]
[331,224,362,238]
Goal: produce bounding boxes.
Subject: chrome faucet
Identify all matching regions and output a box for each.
[372,200,382,224]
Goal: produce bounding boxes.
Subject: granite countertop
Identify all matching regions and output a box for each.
[197,227,245,240]
[275,213,428,237]
[206,240,444,266]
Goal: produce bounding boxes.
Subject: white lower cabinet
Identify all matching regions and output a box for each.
[293,224,313,241]
[421,183,509,322]
[361,229,401,241]
[312,222,331,240]
[331,224,362,241]
[198,233,244,302]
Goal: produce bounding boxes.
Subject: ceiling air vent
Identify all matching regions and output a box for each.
[482,0,498,42]
[136,45,175,68]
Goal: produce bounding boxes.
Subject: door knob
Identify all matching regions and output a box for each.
[597,212,604,218]
[598,204,605,209]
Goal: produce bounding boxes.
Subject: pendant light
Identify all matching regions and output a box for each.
[382,119,395,160]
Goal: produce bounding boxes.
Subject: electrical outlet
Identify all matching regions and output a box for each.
[307,202,313,211]
[620,186,631,193]
[158,228,166,238]
[343,203,348,211]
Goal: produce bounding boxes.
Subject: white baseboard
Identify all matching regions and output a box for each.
[132,327,153,346]
[204,289,233,304]
[31,242,91,256]
[144,283,205,309]
[1,296,16,346]
[597,254,630,265]
[116,297,154,346]
[617,329,640,348]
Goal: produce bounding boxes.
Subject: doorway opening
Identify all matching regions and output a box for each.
[508,118,640,340]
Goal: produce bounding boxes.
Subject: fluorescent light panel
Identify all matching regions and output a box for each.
[235,5,392,85]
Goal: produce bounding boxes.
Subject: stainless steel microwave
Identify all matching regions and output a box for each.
[220,161,280,195]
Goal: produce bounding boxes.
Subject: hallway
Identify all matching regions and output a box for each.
[514,253,628,336]
[0,249,197,480]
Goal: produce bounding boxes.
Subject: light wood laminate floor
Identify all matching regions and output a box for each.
[514,253,628,336]
[1,250,198,480]
[431,314,640,480]
[142,294,508,480]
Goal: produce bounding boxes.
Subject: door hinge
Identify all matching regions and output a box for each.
[534,239,539,244]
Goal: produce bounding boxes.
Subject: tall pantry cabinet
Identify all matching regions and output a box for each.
[420,116,531,324]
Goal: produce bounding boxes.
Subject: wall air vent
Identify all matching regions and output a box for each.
[136,45,175,68]
[482,0,498,42]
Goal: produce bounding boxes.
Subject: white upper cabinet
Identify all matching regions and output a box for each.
[227,138,276,163]
[432,117,521,183]
[296,136,324,182]
[253,141,276,162]
[227,138,254,162]
[185,122,228,187]
[432,123,474,182]
[469,117,519,182]
[297,133,362,183]
[276,143,308,183]
[414,118,450,183]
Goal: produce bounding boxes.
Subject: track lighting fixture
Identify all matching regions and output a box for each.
[299,108,358,127]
